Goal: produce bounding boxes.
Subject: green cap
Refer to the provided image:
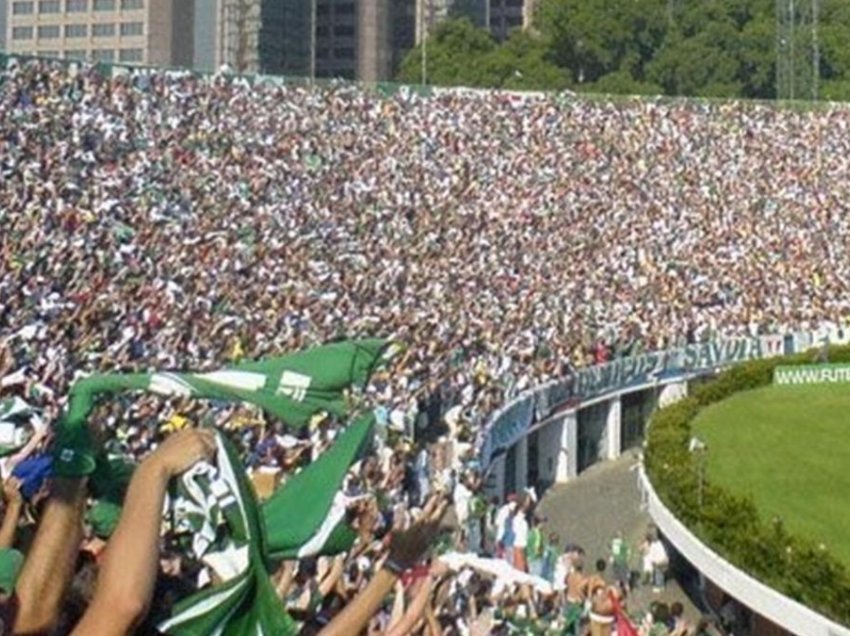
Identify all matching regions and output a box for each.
[52,423,96,477]
[86,501,123,539]
[0,549,24,594]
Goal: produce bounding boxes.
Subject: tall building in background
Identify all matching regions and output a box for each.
[0,2,8,51]
[258,0,310,76]
[1,0,536,80]
[221,0,262,72]
[193,0,218,70]
[258,0,415,81]
[488,0,526,40]
[3,0,193,66]
[418,0,532,43]
[192,0,261,73]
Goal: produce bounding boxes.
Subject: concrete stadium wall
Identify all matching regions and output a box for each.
[479,327,850,636]
[639,467,850,636]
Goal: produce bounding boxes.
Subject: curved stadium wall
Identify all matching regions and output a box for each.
[477,327,850,636]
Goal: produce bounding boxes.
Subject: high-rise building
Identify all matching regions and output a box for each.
[193,0,219,70]
[487,0,527,41]
[0,0,537,80]
[419,0,532,43]
[1,1,8,50]
[193,0,261,73]
[3,0,194,66]
[258,0,310,76]
[258,0,415,81]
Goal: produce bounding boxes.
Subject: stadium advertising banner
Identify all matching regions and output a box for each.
[572,337,766,401]
[478,394,535,469]
[773,363,850,385]
[480,337,769,469]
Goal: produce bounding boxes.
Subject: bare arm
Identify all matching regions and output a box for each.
[319,568,399,636]
[72,429,215,636]
[72,463,168,635]
[384,577,433,636]
[14,477,87,635]
[0,478,23,549]
[424,603,442,636]
[387,580,406,630]
[320,496,449,636]
[318,556,346,598]
[274,560,297,601]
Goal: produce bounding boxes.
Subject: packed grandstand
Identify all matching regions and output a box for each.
[1,56,849,635]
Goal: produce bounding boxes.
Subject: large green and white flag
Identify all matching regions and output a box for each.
[159,430,297,636]
[160,415,376,633]
[168,413,375,563]
[263,412,374,559]
[53,339,393,476]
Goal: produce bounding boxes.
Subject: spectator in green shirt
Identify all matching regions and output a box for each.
[526,514,546,578]
[609,530,632,592]
[541,531,561,584]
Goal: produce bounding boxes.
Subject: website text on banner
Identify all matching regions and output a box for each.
[774,363,850,386]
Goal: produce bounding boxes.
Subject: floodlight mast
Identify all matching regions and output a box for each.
[776,0,820,101]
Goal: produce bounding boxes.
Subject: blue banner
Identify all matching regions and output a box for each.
[479,337,769,470]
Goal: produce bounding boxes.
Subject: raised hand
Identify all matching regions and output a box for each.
[145,428,217,478]
[387,495,450,572]
[3,476,23,505]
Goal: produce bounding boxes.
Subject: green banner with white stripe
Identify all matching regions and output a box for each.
[53,339,394,476]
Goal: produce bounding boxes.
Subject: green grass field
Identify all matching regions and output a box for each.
[692,383,850,567]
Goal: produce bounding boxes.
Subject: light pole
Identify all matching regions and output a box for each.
[310,0,317,83]
[420,0,429,86]
[812,0,820,101]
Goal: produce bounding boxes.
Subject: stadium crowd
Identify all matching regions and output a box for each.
[1,55,849,634]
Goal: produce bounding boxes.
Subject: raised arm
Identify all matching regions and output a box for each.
[384,577,433,636]
[72,429,215,636]
[319,555,346,598]
[0,478,23,549]
[319,496,448,636]
[14,477,87,635]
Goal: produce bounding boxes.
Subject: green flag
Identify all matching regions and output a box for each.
[158,431,296,636]
[53,339,393,476]
[263,412,375,559]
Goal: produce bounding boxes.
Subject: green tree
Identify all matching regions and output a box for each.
[818,0,850,100]
[396,18,497,87]
[586,70,662,96]
[647,0,775,98]
[737,9,776,99]
[396,0,850,101]
[535,0,667,85]
[648,25,743,97]
[396,20,567,91]
[479,31,571,91]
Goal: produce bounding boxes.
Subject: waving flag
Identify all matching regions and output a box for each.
[158,431,296,636]
[53,339,393,476]
[263,412,374,559]
[48,340,398,632]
